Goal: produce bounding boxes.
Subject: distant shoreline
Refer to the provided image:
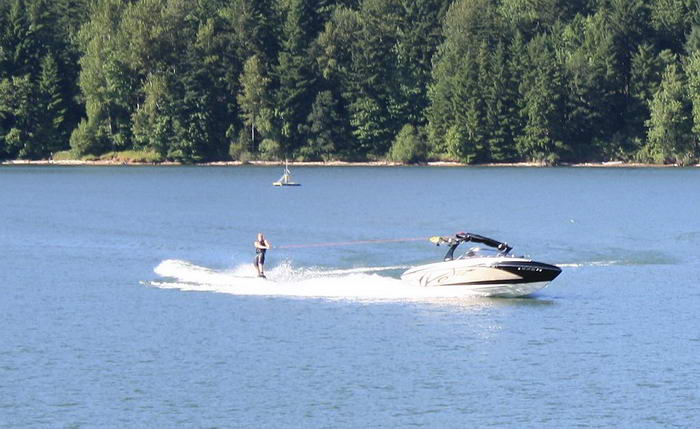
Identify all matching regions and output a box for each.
[1,159,698,168]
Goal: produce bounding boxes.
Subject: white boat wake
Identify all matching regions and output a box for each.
[147,256,647,302]
[149,259,505,302]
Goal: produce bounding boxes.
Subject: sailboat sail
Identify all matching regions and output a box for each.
[273,161,300,186]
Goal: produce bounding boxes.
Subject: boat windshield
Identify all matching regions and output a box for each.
[439,232,512,261]
[456,247,500,259]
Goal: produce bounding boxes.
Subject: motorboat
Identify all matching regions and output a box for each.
[401,232,561,297]
[273,160,300,186]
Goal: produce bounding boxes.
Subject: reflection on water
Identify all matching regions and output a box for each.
[490,296,557,307]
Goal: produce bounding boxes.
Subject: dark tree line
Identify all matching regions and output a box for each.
[2,0,700,164]
[0,0,86,159]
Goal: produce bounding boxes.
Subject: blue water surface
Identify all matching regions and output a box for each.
[1,166,699,427]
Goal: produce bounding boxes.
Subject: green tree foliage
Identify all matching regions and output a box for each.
[0,0,83,159]
[317,6,375,158]
[686,6,700,53]
[427,0,503,160]
[0,62,64,160]
[516,35,568,163]
[300,90,349,160]
[392,0,450,128]
[686,51,700,141]
[650,0,695,53]
[131,73,175,156]
[36,53,66,156]
[498,0,571,37]
[274,0,321,156]
[2,0,36,77]
[626,43,665,152]
[484,42,517,161]
[0,75,37,158]
[70,0,127,156]
[562,11,624,160]
[237,55,273,153]
[644,63,694,164]
[4,0,700,164]
[73,0,241,162]
[388,123,425,163]
[221,0,280,64]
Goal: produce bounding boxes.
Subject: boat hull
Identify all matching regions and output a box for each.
[428,281,552,298]
[401,257,561,297]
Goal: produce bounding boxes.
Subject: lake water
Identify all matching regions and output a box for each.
[1,166,699,427]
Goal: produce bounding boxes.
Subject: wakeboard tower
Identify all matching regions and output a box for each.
[401,232,561,297]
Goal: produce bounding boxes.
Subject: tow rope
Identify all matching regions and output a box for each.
[275,236,431,249]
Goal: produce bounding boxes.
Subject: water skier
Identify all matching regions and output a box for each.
[254,232,271,278]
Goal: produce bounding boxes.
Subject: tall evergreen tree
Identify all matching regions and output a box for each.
[516,35,568,163]
[427,0,502,159]
[314,6,360,157]
[36,53,66,156]
[131,73,173,156]
[440,48,483,163]
[685,51,700,144]
[627,43,664,151]
[563,10,624,160]
[3,0,36,77]
[346,0,403,157]
[237,55,273,153]
[650,0,694,53]
[392,0,450,128]
[70,0,127,156]
[221,0,280,64]
[300,90,348,160]
[498,0,567,37]
[274,0,322,156]
[644,63,694,164]
[0,75,38,158]
[485,42,517,161]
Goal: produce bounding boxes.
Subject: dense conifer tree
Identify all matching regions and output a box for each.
[485,42,516,161]
[274,0,321,155]
[221,0,280,64]
[645,63,694,164]
[36,53,65,157]
[238,55,273,154]
[516,35,567,163]
[300,90,347,160]
[3,0,35,77]
[686,51,700,144]
[392,0,450,128]
[627,43,664,151]
[70,0,127,156]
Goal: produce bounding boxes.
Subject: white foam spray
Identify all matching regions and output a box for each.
[150,259,495,303]
[147,257,634,302]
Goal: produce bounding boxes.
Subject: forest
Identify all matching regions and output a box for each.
[1,0,700,165]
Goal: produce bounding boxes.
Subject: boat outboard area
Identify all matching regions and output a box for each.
[401,232,562,297]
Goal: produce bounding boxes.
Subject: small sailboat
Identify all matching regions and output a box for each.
[272,160,301,186]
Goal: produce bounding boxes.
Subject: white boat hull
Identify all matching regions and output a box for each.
[433,281,552,298]
[401,257,560,298]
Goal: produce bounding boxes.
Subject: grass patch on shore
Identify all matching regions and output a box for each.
[52,149,163,163]
[52,150,79,160]
[100,150,164,163]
